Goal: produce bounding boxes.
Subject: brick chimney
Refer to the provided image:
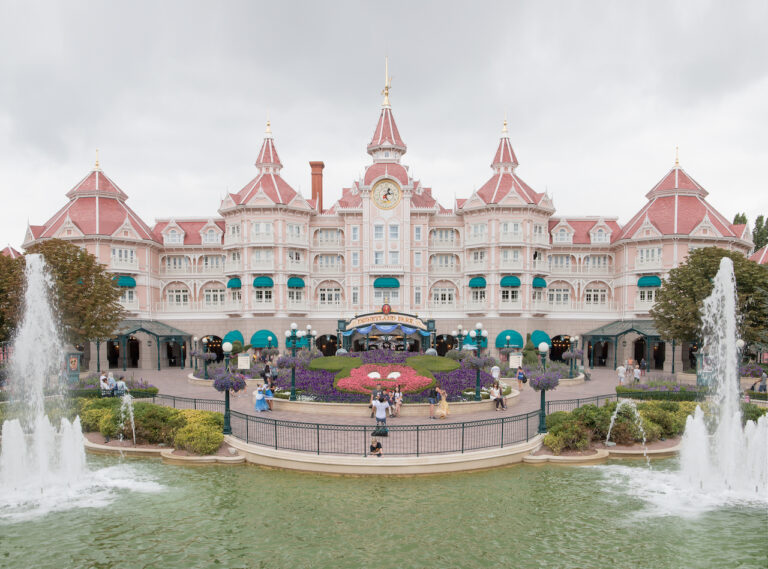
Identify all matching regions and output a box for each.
[309,161,324,212]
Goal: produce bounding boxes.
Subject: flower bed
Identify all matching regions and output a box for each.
[274,352,492,402]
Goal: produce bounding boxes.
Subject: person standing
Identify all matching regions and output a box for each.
[264,376,275,411]
[633,366,641,383]
[372,395,390,430]
[516,366,527,391]
[428,386,438,419]
[107,372,117,396]
[116,376,128,396]
[434,387,449,419]
[370,383,383,418]
[393,385,403,417]
[640,358,647,376]
[616,364,626,386]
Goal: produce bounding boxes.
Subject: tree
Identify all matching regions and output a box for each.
[753,215,768,250]
[650,247,768,345]
[733,212,748,225]
[26,239,124,345]
[522,333,539,366]
[0,254,25,342]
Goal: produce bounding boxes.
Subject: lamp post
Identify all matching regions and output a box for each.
[569,335,579,378]
[193,336,198,372]
[202,337,209,379]
[285,322,306,401]
[222,341,233,435]
[451,324,466,352]
[267,336,273,349]
[306,325,317,350]
[311,329,317,350]
[468,322,489,401]
[538,341,550,433]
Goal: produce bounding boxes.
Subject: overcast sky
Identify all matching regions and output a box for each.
[1,0,766,250]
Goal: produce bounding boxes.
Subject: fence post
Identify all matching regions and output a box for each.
[416,425,420,457]
[194,398,197,410]
[316,423,320,455]
[526,413,529,441]
[500,417,504,448]
[461,422,465,454]
[363,426,367,457]
[246,416,250,444]
[274,420,278,450]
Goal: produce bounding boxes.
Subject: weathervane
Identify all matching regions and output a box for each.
[382,56,392,107]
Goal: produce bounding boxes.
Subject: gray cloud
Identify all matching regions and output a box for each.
[1,0,766,249]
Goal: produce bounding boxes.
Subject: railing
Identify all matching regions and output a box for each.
[531,260,549,271]
[150,394,541,457]
[635,259,662,270]
[250,301,275,312]
[286,261,308,272]
[119,299,140,310]
[225,261,242,272]
[499,259,523,270]
[546,394,618,414]
[110,258,138,270]
[313,265,345,274]
[498,300,523,311]
[428,239,458,250]
[313,238,341,249]
[369,264,404,274]
[465,234,488,246]
[249,234,275,245]
[429,265,458,275]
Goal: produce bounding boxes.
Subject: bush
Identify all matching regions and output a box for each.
[98,411,120,439]
[637,401,688,437]
[173,422,224,455]
[131,402,185,444]
[68,387,159,399]
[742,402,768,423]
[545,411,570,432]
[179,409,224,429]
[543,422,590,455]
[746,390,767,401]
[571,404,612,440]
[81,408,112,432]
[639,417,663,443]
[615,387,703,401]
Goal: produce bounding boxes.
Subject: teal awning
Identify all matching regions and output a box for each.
[222,330,244,345]
[373,277,400,288]
[637,275,662,287]
[287,277,305,289]
[531,330,552,347]
[227,278,242,289]
[252,276,274,288]
[532,277,547,288]
[461,337,488,349]
[500,275,521,287]
[495,330,524,348]
[468,277,487,288]
[114,276,136,287]
[250,329,278,348]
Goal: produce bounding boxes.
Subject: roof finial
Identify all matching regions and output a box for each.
[675,146,679,167]
[94,148,101,171]
[265,119,272,136]
[382,56,392,107]
[502,112,509,136]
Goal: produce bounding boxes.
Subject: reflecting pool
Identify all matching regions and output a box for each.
[1,456,765,569]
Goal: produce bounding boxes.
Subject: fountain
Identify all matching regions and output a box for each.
[0,255,159,520]
[119,393,136,445]
[678,256,768,500]
[605,398,651,467]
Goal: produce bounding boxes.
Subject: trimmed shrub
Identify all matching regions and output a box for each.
[615,387,703,401]
[173,423,224,455]
[68,387,159,399]
[742,402,768,423]
[98,411,120,439]
[571,404,612,441]
[543,422,590,455]
[746,390,767,401]
[131,402,185,445]
[179,409,224,429]
[545,411,570,432]
[81,408,113,432]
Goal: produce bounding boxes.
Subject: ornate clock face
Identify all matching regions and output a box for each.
[371,179,402,210]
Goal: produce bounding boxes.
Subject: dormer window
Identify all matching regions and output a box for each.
[165,229,183,244]
[202,228,219,244]
[592,228,609,243]
[554,228,571,243]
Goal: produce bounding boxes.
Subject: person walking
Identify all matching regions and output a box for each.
[616,364,626,386]
[372,395,390,432]
[516,366,527,391]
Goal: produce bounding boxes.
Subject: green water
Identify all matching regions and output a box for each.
[1,456,766,569]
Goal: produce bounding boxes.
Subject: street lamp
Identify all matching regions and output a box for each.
[267,336,273,349]
[451,324,466,352]
[285,322,306,401]
[222,341,233,435]
[311,329,317,350]
[468,322,488,401]
[538,341,550,434]
[569,335,579,378]
[193,336,198,372]
[202,337,209,379]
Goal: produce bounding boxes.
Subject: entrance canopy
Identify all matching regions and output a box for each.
[112,319,193,371]
[223,330,244,345]
[582,319,662,369]
[495,330,524,348]
[531,330,551,347]
[250,329,279,348]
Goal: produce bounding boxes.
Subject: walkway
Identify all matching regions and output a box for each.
[123,365,624,426]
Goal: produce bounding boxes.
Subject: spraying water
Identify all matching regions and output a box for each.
[119,393,136,445]
[605,399,651,468]
[0,255,160,520]
[678,256,768,499]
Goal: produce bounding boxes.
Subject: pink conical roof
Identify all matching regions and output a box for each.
[255,122,282,169]
[367,106,406,153]
[65,168,129,200]
[1,245,21,259]
[492,122,518,169]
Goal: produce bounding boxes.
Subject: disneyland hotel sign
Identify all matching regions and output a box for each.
[347,313,427,330]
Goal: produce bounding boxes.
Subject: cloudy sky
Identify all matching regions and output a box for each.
[1,0,766,249]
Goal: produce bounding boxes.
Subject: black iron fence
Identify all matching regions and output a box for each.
[151,392,630,457]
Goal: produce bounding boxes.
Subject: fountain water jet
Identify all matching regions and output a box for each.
[678,257,767,501]
[0,255,160,520]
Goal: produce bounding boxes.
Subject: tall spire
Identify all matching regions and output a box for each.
[94,148,101,171]
[675,145,679,167]
[492,116,518,171]
[382,56,392,107]
[255,119,282,172]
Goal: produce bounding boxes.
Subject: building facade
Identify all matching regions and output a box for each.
[22,85,755,371]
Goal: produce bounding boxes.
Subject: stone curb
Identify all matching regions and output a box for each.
[160,449,245,465]
[523,448,610,465]
[83,438,165,457]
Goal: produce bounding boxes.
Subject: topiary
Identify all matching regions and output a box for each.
[522,333,539,367]
[173,423,224,455]
[543,432,566,455]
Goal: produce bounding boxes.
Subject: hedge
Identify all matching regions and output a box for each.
[745,390,767,401]
[68,387,159,399]
[615,387,704,401]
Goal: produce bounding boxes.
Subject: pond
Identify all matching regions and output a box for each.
[1,455,765,569]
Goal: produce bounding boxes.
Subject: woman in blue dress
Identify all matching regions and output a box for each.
[254,385,269,412]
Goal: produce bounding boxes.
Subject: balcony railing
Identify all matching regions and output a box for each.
[286,260,308,272]
[429,301,458,310]
[634,300,655,312]
[251,260,275,271]
[225,261,242,273]
[531,260,549,272]
[464,300,488,312]
[224,235,242,245]
[161,266,193,276]
[498,232,524,244]
[110,258,138,270]
[465,234,488,246]
[532,234,550,245]
[250,301,276,312]
[155,302,192,313]
[286,300,309,312]
[249,233,275,245]
[313,265,345,274]
[428,239,458,250]
[313,238,341,249]
[548,264,574,275]
[369,264,404,274]
[498,299,523,311]
[119,298,140,311]
[635,259,663,270]
[286,235,309,247]
[499,259,523,270]
[581,264,613,274]
[198,265,225,274]
[465,261,488,271]
[429,265,459,275]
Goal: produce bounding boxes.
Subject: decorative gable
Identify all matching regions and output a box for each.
[55,215,84,239]
[589,220,612,244]
[200,219,223,245]
[551,221,574,244]
[112,220,140,240]
[632,216,662,239]
[162,220,185,245]
[691,214,721,238]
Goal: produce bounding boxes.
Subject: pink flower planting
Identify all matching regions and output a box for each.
[336,364,434,394]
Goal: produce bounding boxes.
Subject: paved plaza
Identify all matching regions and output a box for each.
[128,365,625,426]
